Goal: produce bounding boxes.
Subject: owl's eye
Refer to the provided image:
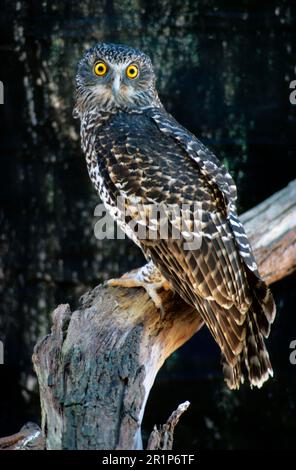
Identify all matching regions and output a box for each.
[94,62,108,76]
[126,64,139,79]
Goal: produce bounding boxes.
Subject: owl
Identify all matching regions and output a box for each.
[74,43,276,390]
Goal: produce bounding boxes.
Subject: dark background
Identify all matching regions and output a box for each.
[0,0,295,449]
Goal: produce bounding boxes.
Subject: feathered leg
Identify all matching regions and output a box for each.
[107,261,171,315]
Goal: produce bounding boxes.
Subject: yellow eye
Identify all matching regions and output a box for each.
[126,64,139,79]
[94,62,108,76]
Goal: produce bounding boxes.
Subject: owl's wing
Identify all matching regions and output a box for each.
[149,109,261,275]
[95,109,275,387]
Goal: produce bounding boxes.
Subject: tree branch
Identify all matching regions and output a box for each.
[147,401,191,450]
[242,179,296,284]
[0,423,44,450]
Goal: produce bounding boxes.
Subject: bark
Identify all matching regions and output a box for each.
[146,401,191,450]
[29,179,296,450]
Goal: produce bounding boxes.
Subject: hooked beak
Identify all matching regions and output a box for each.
[112,74,121,99]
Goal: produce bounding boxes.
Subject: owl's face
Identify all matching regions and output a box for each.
[74,43,160,115]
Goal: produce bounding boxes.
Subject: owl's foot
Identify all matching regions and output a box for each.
[107,262,171,317]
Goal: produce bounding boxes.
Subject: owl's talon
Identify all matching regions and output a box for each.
[143,283,166,318]
[107,277,140,289]
[107,263,171,316]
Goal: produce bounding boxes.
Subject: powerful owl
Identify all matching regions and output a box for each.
[74,43,276,389]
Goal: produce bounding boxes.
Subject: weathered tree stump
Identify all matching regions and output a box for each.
[29,179,296,450]
[33,287,200,450]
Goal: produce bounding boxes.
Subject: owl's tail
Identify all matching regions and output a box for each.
[222,277,276,390]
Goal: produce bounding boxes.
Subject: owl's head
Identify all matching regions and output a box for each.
[74,43,160,117]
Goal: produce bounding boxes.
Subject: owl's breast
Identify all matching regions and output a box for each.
[81,114,142,248]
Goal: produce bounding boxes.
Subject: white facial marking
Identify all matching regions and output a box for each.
[112,73,121,98]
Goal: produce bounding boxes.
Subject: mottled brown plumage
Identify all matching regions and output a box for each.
[75,43,276,389]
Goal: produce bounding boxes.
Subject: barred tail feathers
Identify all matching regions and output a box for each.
[222,278,276,390]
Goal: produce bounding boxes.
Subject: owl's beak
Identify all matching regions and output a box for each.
[112,74,121,99]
